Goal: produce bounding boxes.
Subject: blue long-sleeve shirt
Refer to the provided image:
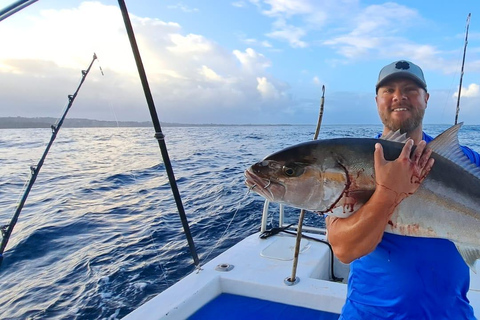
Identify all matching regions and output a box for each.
[340,132,480,320]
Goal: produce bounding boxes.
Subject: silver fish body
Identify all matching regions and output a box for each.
[245,124,480,269]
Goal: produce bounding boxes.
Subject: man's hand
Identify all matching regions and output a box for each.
[374,139,435,203]
[327,139,436,263]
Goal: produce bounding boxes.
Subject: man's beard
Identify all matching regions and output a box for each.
[380,107,425,134]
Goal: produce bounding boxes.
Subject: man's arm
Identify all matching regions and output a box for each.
[326,139,435,264]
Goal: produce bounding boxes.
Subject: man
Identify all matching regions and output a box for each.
[326,60,479,319]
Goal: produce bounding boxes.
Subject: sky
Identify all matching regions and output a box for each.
[0,0,479,125]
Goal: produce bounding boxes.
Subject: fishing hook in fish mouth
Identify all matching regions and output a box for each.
[263,179,271,189]
[246,178,274,199]
[246,183,257,195]
[261,179,275,199]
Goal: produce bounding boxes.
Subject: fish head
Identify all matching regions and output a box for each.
[245,142,349,212]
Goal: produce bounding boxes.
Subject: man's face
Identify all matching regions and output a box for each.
[375,78,429,134]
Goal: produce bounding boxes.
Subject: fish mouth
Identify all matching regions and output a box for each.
[244,168,277,201]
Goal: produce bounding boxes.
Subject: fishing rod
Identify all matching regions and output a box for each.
[0,54,99,266]
[455,13,471,125]
[117,0,199,266]
[0,0,38,22]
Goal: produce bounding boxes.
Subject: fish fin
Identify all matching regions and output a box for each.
[427,123,480,179]
[380,130,409,143]
[456,243,480,273]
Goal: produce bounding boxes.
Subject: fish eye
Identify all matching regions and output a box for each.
[282,165,304,177]
[283,167,295,176]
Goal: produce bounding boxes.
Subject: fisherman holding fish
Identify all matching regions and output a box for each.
[327,61,480,319]
[245,59,480,319]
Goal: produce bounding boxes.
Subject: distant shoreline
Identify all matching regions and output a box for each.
[0,117,307,129]
[0,117,456,129]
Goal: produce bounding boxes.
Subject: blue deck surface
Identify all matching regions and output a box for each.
[189,293,340,319]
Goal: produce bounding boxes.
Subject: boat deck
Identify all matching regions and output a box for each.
[124,232,480,319]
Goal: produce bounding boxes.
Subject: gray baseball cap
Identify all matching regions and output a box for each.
[376,60,427,92]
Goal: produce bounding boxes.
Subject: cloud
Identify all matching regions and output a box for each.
[2,1,478,125]
[233,48,272,73]
[167,33,213,54]
[323,3,423,60]
[266,19,308,48]
[254,0,480,83]
[422,88,480,125]
[249,0,328,48]
[261,0,312,18]
[166,3,199,13]
[453,83,480,98]
[248,0,360,49]
[0,2,292,124]
[257,76,280,99]
[231,1,248,8]
[199,65,223,82]
[251,0,460,73]
[242,38,273,48]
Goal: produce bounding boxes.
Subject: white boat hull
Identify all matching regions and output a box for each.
[124,231,480,319]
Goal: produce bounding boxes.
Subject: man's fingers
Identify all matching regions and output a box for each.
[399,139,414,159]
[375,138,435,195]
[374,143,385,169]
[420,158,435,180]
[412,140,427,164]
[418,147,433,168]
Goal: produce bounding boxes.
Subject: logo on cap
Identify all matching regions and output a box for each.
[395,61,410,70]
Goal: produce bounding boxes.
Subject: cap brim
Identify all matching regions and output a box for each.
[376,72,427,91]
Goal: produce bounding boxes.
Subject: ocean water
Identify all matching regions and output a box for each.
[1,124,479,319]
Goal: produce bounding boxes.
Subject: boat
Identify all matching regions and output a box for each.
[2,2,479,319]
[121,9,480,318]
[121,200,480,319]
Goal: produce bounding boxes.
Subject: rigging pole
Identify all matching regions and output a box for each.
[117,0,199,266]
[0,54,98,266]
[0,0,38,22]
[288,86,328,285]
[455,13,471,125]
[314,85,326,140]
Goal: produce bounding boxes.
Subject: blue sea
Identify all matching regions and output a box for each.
[1,124,480,319]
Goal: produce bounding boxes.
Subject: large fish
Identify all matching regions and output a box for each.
[245,124,480,269]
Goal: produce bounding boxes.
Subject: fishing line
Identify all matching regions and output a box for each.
[96,55,105,76]
[95,57,122,129]
[148,230,173,288]
[110,104,120,128]
[197,190,250,271]
[93,55,119,127]
[127,159,172,288]
[439,13,471,125]
[1,177,29,236]
[439,42,463,123]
